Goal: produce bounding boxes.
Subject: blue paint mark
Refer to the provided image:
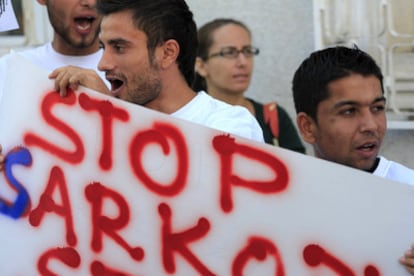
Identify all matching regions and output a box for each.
[1,146,32,219]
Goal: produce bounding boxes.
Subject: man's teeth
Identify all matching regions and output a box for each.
[75,18,93,30]
[78,24,91,30]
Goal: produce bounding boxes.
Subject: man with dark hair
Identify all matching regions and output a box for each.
[51,0,264,142]
[0,0,107,100]
[292,45,414,274]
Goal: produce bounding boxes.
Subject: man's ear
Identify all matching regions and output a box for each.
[195,57,208,77]
[296,112,317,144]
[158,39,179,69]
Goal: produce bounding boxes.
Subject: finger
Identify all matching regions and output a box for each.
[54,71,70,97]
[60,84,68,97]
[68,75,80,92]
[406,266,414,275]
[48,68,59,79]
[49,66,74,79]
[406,249,414,257]
[52,70,65,93]
[0,151,4,170]
[401,256,414,268]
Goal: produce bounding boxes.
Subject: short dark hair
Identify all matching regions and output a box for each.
[292,45,384,121]
[192,18,251,92]
[97,0,198,86]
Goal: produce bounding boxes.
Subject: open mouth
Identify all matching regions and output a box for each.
[107,78,124,97]
[74,17,95,31]
[357,142,377,152]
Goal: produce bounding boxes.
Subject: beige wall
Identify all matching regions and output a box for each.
[187,0,314,113]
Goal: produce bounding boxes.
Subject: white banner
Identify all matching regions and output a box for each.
[0,54,413,275]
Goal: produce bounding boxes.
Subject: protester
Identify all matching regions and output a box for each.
[0,1,265,168]
[49,0,264,143]
[0,0,108,101]
[193,18,305,153]
[292,45,414,274]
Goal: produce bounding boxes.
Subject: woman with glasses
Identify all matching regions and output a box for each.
[193,18,306,153]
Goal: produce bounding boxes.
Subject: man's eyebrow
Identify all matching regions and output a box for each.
[99,38,130,46]
[333,100,358,109]
[373,96,386,104]
[107,38,130,45]
[333,96,386,109]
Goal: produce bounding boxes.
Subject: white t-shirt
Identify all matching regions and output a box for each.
[373,156,414,185]
[0,42,106,101]
[172,91,264,142]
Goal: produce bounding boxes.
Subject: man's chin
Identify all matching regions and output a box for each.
[353,158,378,172]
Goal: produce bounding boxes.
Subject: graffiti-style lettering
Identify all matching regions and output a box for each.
[130,123,188,196]
[37,247,81,276]
[159,203,214,275]
[303,244,380,276]
[90,260,129,276]
[213,135,289,213]
[85,182,144,261]
[24,90,84,164]
[0,146,32,219]
[364,265,381,276]
[29,166,77,246]
[78,93,129,171]
[232,236,285,276]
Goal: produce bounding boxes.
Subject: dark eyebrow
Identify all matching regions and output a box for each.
[107,38,131,47]
[333,100,358,109]
[373,96,387,104]
[334,96,386,109]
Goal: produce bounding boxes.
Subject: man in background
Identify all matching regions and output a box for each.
[292,45,414,274]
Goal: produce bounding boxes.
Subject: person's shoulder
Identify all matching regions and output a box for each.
[0,50,22,69]
[246,97,262,107]
[17,44,49,60]
[0,44,48,65]
[205,92,253,117]
[0,51,12,64]
[275,104,289,115]
[376,156,414,185]
[196,92,264,142]
[253,99,290,119]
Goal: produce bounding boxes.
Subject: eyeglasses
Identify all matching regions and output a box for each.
[207,46,260,59]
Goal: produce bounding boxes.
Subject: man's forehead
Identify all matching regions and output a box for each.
[327,75,382,95]
[99,14,146,43]
[101,10,134,28]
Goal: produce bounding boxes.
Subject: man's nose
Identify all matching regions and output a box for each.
[359,109,379,133]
